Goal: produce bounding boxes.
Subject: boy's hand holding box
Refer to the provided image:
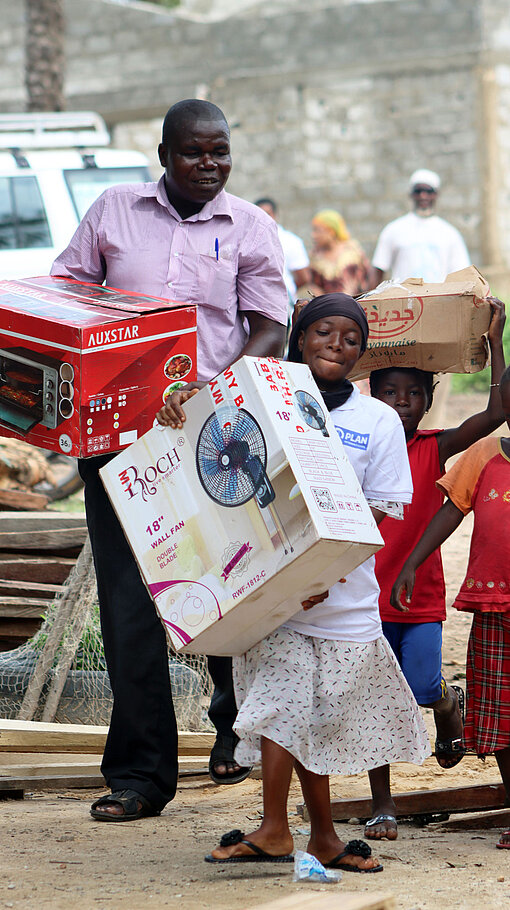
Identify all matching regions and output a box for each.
[100,356,383,656]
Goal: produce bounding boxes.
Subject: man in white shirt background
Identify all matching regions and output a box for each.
[370,169,471,427]
[255,197,311,315]
[371,169,470,285]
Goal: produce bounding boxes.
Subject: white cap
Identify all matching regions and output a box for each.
[409,169,441,192]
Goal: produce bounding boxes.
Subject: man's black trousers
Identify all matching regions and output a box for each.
[79,456,237,811]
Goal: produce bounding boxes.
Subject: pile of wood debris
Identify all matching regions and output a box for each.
[0,438,80,510]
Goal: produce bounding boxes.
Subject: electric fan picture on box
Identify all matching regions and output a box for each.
[100,356,384,656]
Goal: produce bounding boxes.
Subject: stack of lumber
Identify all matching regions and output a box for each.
[0,720,214,796]
[0,512,87,650]
[297,783,507,825]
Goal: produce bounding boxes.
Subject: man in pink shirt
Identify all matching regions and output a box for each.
[51,99,287,821]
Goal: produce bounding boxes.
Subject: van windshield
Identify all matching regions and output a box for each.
[64,166,150,219]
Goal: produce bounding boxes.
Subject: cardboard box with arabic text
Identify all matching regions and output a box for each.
[351,266,491,380]
[100,356,383,656]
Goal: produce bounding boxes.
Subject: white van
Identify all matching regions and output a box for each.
[0,111,151,279]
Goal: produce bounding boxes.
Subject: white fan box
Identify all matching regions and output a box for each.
[100,356,383,655]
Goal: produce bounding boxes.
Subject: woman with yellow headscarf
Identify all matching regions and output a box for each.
[303,209,371,298]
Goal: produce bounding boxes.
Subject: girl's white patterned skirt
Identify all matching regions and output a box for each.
[233,626,431,775]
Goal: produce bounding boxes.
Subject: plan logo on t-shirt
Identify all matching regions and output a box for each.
[335,426,369,450]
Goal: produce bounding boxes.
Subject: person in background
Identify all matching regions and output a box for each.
[255,197,311,317]
[371,169,471,429]
[51,99,288,821]
[304,209,371,298]
[371,169,470,286]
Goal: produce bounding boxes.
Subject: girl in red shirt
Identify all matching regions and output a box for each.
[365,298,505,841]
[390,368,510,850]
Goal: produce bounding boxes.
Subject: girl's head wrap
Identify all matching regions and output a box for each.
[287,294,369,412]
[312,209,350,241]
[288,293,369,363]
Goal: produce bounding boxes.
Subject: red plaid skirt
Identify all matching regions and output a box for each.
[463,612,510,754]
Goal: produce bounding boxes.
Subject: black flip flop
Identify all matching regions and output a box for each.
[435,684,466,769]
[204,829,293,864]
[90,789,160,822]
[209,733,252,785]
[324,839,383,873]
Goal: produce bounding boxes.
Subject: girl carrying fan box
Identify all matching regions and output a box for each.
[162,294,430,873]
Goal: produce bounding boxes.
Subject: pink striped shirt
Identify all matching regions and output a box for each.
[51,177,288,380]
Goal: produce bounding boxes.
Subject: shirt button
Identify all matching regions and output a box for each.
[167,282,172,287]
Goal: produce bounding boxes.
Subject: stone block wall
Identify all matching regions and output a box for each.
[4,0,510,274]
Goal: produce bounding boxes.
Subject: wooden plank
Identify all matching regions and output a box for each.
[318,783,507,823]
[176,732,215,756]
[0,555,76,584]
[0,579,62,598]
[0,618,42,638]
[0,756,209,779]
[0,511,86,530]
[0,759,101,777]
[0,637,37,651]
[0,528,87,551]
[0,720,215,756]
[0,765,210,793]
[246,892,395,910]
[437,807,510,831]
[0,773,105,791]
[0,597,51,618]
[0,720,108,753]
[0,489,49,511]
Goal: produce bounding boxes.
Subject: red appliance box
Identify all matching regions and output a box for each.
[0,277,196,458]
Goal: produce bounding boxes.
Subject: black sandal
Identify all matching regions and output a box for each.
[209,733,252,785]
[434,685,466,769]
[324,839,383,873]
[204,829,293,863]
[90,789,160,822]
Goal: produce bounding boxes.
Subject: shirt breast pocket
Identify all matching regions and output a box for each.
[195,253,236,313]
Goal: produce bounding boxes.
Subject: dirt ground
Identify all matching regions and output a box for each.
[1,394,509,910]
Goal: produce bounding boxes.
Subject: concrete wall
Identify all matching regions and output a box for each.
[4,0,510,279]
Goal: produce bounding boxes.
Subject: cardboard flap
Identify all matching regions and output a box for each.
[361,265,490,302]
[14,277,187,315]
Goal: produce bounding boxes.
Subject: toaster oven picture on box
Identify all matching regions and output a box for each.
[0,277,197,457]
[0,346,76,433]
[100,356,383,656]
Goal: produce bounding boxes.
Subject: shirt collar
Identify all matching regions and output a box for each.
[334,384,360,411]
[152,177,233,223]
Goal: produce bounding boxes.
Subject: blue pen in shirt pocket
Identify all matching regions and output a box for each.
[215,237,219,261]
